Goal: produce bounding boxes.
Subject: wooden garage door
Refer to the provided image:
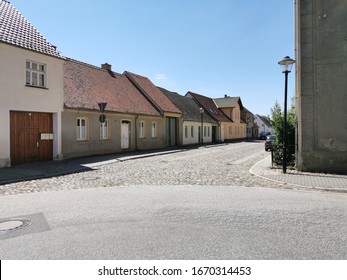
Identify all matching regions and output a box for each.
[10,111,53,165]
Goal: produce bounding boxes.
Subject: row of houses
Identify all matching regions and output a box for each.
[0,0,261,168]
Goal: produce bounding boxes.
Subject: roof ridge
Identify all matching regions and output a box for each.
[65,57,122,76]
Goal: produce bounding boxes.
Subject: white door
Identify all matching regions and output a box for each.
[121,123,129,149]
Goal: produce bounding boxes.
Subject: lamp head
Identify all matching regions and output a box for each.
[278,56,295,73]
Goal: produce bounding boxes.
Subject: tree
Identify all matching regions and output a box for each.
[270,99,296,166]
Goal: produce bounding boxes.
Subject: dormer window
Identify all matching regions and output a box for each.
[26,61,46,88]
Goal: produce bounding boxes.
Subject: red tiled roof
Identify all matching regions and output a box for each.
[0,0,61,57]
[64,59,161,116]
[186,91,231,123]
[124,71,181,114]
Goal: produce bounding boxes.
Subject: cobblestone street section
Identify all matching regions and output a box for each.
[0,142,278,196]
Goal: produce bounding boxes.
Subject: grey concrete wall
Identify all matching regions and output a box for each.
[296,0,347,174]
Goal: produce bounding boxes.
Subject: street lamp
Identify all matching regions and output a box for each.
[199,107,204,146]
[278,56,295,174]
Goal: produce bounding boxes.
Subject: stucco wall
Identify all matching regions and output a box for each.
[296,0,347,173]
[182,121,214,145]
[0,43,64,167]
[220,107,247,140]
[62,110,166,159]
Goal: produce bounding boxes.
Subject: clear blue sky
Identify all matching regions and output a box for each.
[11,0,295,117]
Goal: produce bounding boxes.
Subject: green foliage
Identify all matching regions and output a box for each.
[270,99,296,166]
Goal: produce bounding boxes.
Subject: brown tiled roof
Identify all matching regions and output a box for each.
[0,0,61,57]
[186,91,231,123]
[64,59,161,116]
[160,87,217,125]
[124,71,181,115]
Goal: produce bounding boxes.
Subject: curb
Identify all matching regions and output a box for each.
[249,156,347,194]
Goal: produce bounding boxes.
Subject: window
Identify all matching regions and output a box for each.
[204,126,207,137]
[191,126,194,138]
[185,126,188,138]
[152,122,157,138]
[208,126,210,137]
[100,120,109,140]
[76,118,88,141]
[26,61,46,88]
[139,121,145,138]
[229,126,232,134]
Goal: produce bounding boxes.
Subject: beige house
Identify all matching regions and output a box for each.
[0,0,64,167]
[63,59,167,159]
[214,96,247,140]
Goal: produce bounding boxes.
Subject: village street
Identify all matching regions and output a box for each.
[0,142,347,259]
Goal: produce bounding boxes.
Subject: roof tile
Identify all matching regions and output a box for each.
[64,59,161,116]
[160,87,217,124]
[0,0,61,57]
[186,91,231,123]
[125,71,181,114]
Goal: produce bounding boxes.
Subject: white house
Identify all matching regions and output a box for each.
[0,0,64,167]
[254,114,274,137]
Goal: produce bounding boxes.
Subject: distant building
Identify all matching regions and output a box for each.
[254,115,274,137]
[295,0,347,174]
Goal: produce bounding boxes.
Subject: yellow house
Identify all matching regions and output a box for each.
[214,96,247,140]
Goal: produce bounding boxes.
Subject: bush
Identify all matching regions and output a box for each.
[270,100,296,167]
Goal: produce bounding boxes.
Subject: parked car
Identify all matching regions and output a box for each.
[265,135,276,151]
[259,131,270,140]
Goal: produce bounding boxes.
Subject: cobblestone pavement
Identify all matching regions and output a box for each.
[0,142,293,196]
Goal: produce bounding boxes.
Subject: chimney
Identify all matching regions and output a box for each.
[224,94,228,98]
[101,63,112,71]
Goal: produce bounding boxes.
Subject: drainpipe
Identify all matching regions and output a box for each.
[135,115,138,151]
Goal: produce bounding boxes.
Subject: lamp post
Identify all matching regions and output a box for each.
[199,107,204,146]
[278,56,295,174]
[98,102,107,157]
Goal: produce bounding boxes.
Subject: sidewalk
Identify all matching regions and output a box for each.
[0,149,184,185]
[250,156,347,193]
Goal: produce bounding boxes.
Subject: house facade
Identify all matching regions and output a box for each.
[295,0,347,174]
[160,88,218,145]
[242,107,257,139]
[63,59,166,159]
[124,71,182,147]
[254,115,274,137]
[213,96,247,140]
[0,0,64,167]
[186,91,231,142]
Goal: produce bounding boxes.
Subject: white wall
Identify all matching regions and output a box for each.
[254,115,274,135]
[182,121,213,145]
[0,43,64,167]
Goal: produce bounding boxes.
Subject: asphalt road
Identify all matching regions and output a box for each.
[1,184,346,259]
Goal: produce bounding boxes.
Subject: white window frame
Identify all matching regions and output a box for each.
[76,117,88,141]
[26,61,46,88]
[191,126,194,138]
[184,126,188,138]
[139,121,145,138]
[151,122,157,138]
[100,120,109,140]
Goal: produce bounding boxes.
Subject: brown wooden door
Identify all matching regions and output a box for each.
[10,111,53,165]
